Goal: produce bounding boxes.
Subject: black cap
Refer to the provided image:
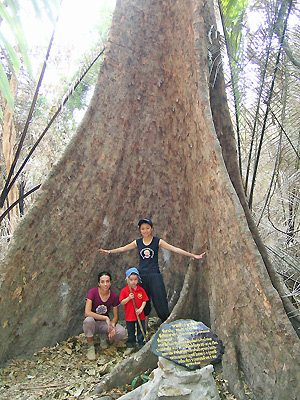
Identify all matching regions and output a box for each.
[138,218,153,227]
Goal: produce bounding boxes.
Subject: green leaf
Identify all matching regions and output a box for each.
[0,31,21,73]
[141,374,149,383]
[4,0,31,75]
[31,0,60,25]
[0,62,14,111]
[131,376,140,389]
[131,374,149,389]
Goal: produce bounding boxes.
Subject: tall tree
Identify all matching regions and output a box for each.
[0,1,299,399]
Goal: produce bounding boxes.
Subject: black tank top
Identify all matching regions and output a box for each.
[136,236,160,273]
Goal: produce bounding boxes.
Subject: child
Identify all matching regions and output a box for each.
[119,268,149,352]
[83,271,126,360]
[100,218,206,327]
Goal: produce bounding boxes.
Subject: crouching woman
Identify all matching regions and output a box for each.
[83,271,126,360]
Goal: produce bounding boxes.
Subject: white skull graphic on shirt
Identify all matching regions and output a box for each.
[96,304,107,314]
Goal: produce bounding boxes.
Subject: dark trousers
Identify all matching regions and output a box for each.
[139,272,170,322]
[126,320,146,348]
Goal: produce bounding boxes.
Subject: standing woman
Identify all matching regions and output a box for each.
[100,218,205,327]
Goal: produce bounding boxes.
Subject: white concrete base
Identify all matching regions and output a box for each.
[118,357,220,399]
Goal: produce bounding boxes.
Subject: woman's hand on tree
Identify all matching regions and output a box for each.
[193,251,206,259]
[99,248,109,255]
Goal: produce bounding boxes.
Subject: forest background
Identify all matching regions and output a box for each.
[1,0,300,399]
[0,0,115,245]
[1,0,299,310]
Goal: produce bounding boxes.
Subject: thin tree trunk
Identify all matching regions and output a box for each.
[0,1,299,399]
[1,74,19,232]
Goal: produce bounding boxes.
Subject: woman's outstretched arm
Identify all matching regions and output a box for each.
[99,240,137,255]
[159,239,206,259]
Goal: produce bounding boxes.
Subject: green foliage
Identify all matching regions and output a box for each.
[0,0,24,110]
[131,374,149,389]
[30,0,59,25]
[220,0,300,305]
[218,0,248,113]
[219,0,248,52]
[0,0,59,113]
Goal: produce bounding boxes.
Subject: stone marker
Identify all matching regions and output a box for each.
[117,356,221,400]
[151,319,224,370]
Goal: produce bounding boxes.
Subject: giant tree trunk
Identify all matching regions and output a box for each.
[0,1,299,399]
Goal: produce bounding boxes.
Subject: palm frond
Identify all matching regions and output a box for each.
[0,0,60,113]
[219,0,300,312]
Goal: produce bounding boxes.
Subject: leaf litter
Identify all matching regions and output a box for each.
[0,317,241,399]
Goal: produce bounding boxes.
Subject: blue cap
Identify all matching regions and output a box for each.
[138,218,153,227]
[125,267,140,280]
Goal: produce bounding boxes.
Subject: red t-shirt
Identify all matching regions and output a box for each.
[119,285,149,321]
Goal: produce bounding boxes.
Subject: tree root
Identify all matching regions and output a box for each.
[94,263,198,395]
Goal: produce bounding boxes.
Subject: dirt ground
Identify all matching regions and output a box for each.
[0,318,238,400]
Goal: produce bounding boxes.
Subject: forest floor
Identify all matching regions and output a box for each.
[0,318,238,400]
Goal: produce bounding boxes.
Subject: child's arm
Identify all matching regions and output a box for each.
[136,301,146,316]
[159,239,206,259]
[99,240,137,255]
[120,292,134,305]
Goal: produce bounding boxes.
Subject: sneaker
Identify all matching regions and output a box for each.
[87,345,96,361]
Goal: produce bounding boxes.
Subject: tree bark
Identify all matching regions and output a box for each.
[0,1,299,399]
